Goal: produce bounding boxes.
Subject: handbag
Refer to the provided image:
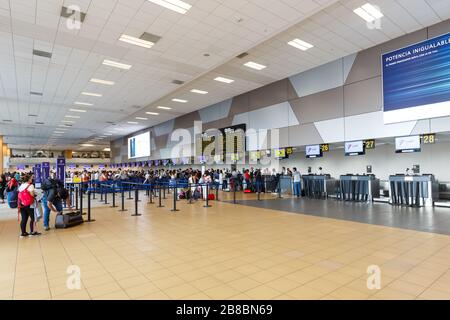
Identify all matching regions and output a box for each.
[34,200,43,222]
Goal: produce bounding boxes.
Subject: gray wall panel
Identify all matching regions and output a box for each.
[290,87,344,124]
[344,77,382,116]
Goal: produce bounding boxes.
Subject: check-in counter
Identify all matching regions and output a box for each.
[389,174,438,207]
[302,174,337,199]
[339,174,380,202]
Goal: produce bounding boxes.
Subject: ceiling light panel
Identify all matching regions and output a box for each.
[90,78,115,85]
[119,34,154,48]
[214,76,234,84]
[157,106,172,110]
[81,92,102,97]
[147,0,192,15]
[190,89,208,94]
[354,3,384,23]
[69,109,87,113]
[74,102,93,106]
[172,98,187,103]
[146,112,159,115]
[244,61,267,70]
[288,38,314,51]
[102,59,132,70]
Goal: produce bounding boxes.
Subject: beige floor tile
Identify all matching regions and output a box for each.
[228,277,262,292]
[190,276,223,292]
[286,285,326,300]
[244,285,282,300]
[419,288,450,300]
[86,282,123,298]
[137,290,170,300]
[204,285,241,300]
[53,290,91,300]
[329,287,370,300]
[164,283,200,299]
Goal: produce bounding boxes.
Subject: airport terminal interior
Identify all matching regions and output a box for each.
[1,0,450,302]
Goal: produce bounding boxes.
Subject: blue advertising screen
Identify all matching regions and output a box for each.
[382,32,450,124]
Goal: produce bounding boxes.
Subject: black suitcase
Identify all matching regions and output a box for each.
[55,211,84,229]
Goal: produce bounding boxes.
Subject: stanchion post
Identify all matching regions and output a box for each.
[148,184,154,204]
[171,186,179,212]
[158,186,164,208]
[100,185,104,202]
[132,189,142,216]
[163,185,166,199]
[215,184,219,201]
[233,184,236,204]
[104,185,109,205]
[277,179,283,199]
[128,184,133,200]
[86,191,95,222]
[119,187,127,212]
[75,186,79,210]
[204,184,211,208]
[80,185,84,215]
[93,183,97,200]
[111,185,117,208]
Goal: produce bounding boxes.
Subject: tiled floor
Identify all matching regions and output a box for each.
[1,191,450,300]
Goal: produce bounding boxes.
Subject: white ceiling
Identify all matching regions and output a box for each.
[0,0,449,151]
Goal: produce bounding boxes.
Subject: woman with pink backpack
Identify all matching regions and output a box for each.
[18,174,41,238]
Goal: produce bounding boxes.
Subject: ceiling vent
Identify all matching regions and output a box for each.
[140,32,161,44]
[2,119,12,122]
[236,52,249,59]
[30,91,43,96]
[35,121,45,125]
[172,80,184,85]
[28,114,38,117]
[33,49,52,59]
[60,6,86,22]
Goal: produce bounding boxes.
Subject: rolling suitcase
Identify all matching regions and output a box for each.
[55,211,84,229]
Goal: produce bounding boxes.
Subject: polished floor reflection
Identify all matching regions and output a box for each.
[230,197,450,235]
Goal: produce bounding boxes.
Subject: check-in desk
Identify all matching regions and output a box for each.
[302,174,337,199]
[389,174,439,207]
[339,174,380,202]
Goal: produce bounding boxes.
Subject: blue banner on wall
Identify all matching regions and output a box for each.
[34,164,42,188]
[42,162,50,180]
[383,32,450,124]
[57,157,65,182]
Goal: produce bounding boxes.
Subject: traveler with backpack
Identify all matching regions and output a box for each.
[0,174,7,203]
[41,172,70,231]
[18,174,40,237]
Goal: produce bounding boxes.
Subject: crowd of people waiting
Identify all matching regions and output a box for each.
[1,165,315,238]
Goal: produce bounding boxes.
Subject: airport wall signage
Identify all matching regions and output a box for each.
[383,32,450,124]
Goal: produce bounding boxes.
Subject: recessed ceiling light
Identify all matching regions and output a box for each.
[54,131,65,134]
[354,3,384,22]
[102,59,132,70]
[81,144,94,147]
[172,98,187,103]
[74,101,93,106]
[127,121,139,124]
[90,78,115,85]
[65,115,81,119]
[81,92,102,97]
[244,61,267,70]
[69,109,87,113]
[119,34,154,48]
[146,112,159,115]
[136,117,148,120]
[214,76,234,84]
[103,148,111,152]
[288,38,314,51]
[147,0,192,15]
[190,89,208,95]
[157,106,172,110]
